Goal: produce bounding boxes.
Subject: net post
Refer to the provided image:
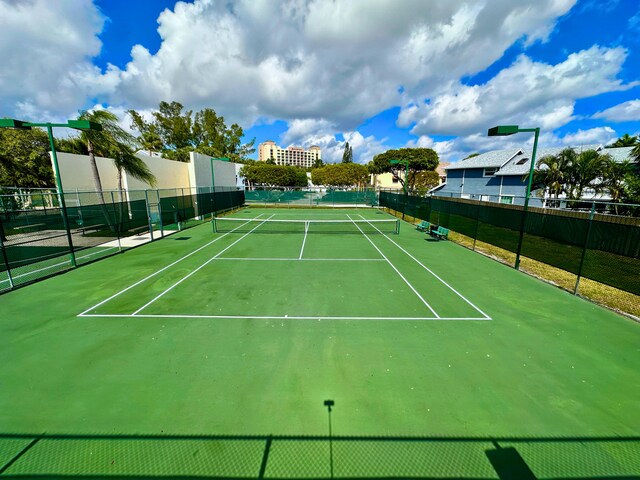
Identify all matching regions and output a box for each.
[212,217,217,233]
[396,219,400,235]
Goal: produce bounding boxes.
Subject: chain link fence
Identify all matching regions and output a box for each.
[244,187,378,207]
[0,187,244,292]
[380,191,640,318]
[0,433,638,478]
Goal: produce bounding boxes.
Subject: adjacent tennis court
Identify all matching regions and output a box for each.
[1,206,638,477]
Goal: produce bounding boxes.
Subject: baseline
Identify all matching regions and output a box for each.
[358,215,491,320]
[78,213,266,316]
[80,313,490,321]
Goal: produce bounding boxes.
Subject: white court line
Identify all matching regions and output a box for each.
[78,214,265,316]
[215,258,385,261]
[358,214,491,320]
[0,246,119,286]
[299,221,309,259]
[347,214,440,318]
[131,214,276,315]
[80,313,490,321]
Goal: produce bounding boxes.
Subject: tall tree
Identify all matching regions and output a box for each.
[128,102,256,162]
[0,128,54,188]
[311,163,368,187]
[368,148,439,193]
[342,142,353,163]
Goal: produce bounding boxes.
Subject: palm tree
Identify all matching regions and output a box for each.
[568,150,607,200]
[532,148,575,204]
[609,133,638,148]
[602,158,631,213]
[75,109,154,230]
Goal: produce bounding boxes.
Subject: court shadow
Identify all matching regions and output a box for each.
[1,433,638,479]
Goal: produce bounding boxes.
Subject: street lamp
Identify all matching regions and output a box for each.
[487,124,540,270]
[390,158,409,195]
[0,118,102,268]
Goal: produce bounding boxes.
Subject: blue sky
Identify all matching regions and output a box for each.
[2,0,640,163]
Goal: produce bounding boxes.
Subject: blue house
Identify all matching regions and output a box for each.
[434,145,633,206]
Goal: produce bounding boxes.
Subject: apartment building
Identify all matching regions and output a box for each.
[258,140,322,168]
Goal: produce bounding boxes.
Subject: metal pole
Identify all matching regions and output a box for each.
[47,124,77,268]
[157,189,164,237]
[0,218,14,289]
[144,190,154,241]
[514,127,540,270]
[111,191,122,252]
[574,202,596,294]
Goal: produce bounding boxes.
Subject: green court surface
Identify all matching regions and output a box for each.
[0,207,638,477]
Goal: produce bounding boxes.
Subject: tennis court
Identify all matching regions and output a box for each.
[0,207,638,477]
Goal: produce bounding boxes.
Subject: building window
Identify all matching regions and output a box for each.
[516,157,529,165]
[483,167,498,177]
[500,196,514,204]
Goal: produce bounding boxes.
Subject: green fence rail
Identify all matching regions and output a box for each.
[380,192,640,304]
[0,187,244,292]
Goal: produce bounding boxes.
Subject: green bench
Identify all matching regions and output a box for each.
[416,220,431,232]
[431,226,449,240]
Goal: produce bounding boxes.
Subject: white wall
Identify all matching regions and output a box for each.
[188,152,240,189]
[52,151,191,191]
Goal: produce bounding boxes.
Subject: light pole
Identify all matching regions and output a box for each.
[0,118,102,268]
[390,158,409,195]
[487,124,540,270]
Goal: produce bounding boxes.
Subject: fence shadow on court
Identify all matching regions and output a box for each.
[0,432,638,479]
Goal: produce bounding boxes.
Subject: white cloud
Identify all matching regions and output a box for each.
[593,99,640,122]
[402,46,636,137]
[0,0,578,129]
[560,126,617,145]
[0,0,105,118]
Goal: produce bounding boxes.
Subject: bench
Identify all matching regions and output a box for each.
[416,220,431,232]
[430,226,449,240]
[14,223,46,233]
[76,223,106,235]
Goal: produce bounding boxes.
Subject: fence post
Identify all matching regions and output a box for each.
[111,192,123,253]
[472,201,480,251]
[156,190,164,237]
[144,190,154,241]
[574,202,596,295]
[0,218,14,289]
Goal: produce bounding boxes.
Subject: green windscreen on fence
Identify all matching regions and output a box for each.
[0,188,245,291]
[379,192,640,298]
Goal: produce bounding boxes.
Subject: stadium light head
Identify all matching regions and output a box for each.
[488,125,520,136]
[0,118,32,130]
[67,120,102,131]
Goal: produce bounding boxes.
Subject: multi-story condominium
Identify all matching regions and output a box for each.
[258,140,322,168]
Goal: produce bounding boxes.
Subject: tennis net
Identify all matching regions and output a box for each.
[213,217,400,235]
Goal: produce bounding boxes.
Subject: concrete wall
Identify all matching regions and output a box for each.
[188,152,239,190]
[53,151,191,191]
